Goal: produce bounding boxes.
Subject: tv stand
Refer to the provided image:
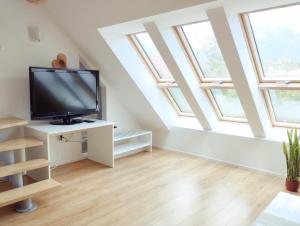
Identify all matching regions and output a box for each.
[24,120,114,181]
[50,117,83,125]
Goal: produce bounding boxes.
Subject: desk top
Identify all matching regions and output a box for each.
[253,192,300,226]
[26,120,114,135]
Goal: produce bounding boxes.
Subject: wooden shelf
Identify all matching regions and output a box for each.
[0,117,28,130]
[114,142,151,159]
[114,130,152,142]
[0,137,43,153]
[0,159,49,178]
[0,179,60,208]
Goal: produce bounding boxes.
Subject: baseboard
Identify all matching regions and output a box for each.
[153,144,284,178]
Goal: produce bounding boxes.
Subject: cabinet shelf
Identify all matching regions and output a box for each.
[114,130,151,142]
[114,142,151,159]
[114,130,152,159]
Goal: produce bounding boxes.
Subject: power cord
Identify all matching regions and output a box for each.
[58,133,87,143]
[50,133,88,169]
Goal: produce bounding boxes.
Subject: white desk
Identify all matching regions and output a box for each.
[253,192,300,226]
[25,120,114,181]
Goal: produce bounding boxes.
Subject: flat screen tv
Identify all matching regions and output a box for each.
[30,67,100,125]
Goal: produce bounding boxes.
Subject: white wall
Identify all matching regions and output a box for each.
[0,0,79,120]
[106,85,141,132]
[0,0,140,166]
[153,127,285,176]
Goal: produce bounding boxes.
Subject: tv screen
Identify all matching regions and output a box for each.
[30,67,99,122]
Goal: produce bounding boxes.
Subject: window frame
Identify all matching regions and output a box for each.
[241,4,300,128]
[241,13,300,83]
[129,33,195,117]
[175,21,247,123]
[205,87,248,123]
[129,32,175,83]
[261,86,300,128]
[175,21,232,83]
[163,87,195,117]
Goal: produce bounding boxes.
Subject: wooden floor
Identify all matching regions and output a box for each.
[0,149,286,226]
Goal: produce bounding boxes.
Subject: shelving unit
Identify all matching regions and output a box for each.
[114,130,152,159]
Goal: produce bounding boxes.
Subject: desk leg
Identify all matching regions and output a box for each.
[87,125,114,168]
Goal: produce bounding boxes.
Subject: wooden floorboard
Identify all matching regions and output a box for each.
[0,149,288,226]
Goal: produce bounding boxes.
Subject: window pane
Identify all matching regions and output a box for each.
[135,32,173,79]
[249,5,300,78]
[168,88,193,113]
[210,89,245,118]
[181,22,230,79]
[269,90,300,124]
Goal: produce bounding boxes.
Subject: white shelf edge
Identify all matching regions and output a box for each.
[114,141,150,159]
[114,130,151,142]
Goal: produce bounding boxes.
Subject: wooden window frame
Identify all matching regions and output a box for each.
[129,33,175,83]
[175,24,232,83]
[163,87,195,117]
[241,4,300,128]
[175,22,246,123]
[241,13,300,83]
[129,32,194,117]
[205,87,248,123]
[260,87,300,128]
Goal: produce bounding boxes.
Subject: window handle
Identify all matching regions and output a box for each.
[276,81,291,85]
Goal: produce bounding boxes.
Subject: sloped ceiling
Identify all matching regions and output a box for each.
[42,0,216,131]
[44,0,215,27]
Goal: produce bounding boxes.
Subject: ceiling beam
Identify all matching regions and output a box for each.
[207,7,270,137]
[144,22,219,130]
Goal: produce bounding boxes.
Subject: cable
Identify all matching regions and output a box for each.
[50,133,87,169]
[59,133,87,143]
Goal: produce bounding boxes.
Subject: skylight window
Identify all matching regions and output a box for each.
[181,22,230,80]
[268,90,300,124]
[167,87,193,113]
[176,21,246,122]
[209,89,246,120]
[130,32,194,117]
[243,4,300,127]
[247,5,300,79]
[135,32,174,80]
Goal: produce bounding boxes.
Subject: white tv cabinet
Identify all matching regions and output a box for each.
[25,120,114,181]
